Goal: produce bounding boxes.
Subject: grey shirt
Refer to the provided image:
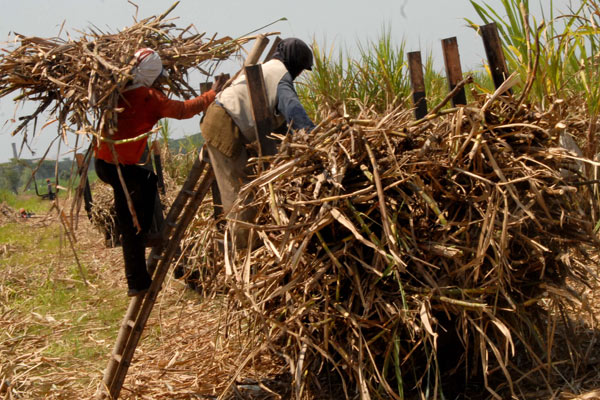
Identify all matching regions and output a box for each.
[275,72,315,132]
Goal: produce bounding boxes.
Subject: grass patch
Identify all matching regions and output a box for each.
[0,190,53,214]
[0,216,128,395]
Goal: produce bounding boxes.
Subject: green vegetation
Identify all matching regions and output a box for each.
[0,133,203,196]
[467,0,600,151]
[0,220,127,395]
[298,27,493,121]
[298,30,414,119]
[0,157,90,195]
[299,0,600,151]
[0,190,50,213]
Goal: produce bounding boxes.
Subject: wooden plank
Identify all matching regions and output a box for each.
[96,295,142,399]
[199,81,212,94]
[407,51,428,119]
[441,37,467,106]
[263,36,282,62]
[480,22,511,91]
[245,64,277,166]
[200,74,230,95]
[222,35,270,90]
[243,34,270,67]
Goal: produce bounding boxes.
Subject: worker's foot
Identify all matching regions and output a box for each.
[127,287,149,297]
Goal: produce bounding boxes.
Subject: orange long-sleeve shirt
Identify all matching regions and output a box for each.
[95,87,216,164]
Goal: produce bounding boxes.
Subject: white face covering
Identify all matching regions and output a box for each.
[129,48,167,90]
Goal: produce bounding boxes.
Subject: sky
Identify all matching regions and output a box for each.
[0,0,575,163]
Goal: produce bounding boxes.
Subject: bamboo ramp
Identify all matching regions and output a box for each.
[95,154,214,399]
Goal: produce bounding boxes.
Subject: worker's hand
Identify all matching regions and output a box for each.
[211,73,228,93]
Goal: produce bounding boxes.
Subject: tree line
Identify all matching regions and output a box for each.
[0,158,91,194]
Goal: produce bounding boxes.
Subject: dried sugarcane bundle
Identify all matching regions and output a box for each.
[0,2,260,142]
[89,180,120,246]
[206,93,599,397]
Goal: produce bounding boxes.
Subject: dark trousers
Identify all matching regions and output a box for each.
[95,158,155,291]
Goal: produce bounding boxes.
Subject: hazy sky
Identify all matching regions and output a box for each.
[0,0,575,163]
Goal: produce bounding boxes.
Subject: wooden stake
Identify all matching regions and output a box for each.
[245,64,275,171]
[199,82,212,94]
[407,51,428,120]
[480,22,512,91]
[222,34,271,91]
[263,36,282,62]
[441,37,467,106]
[243,34,270,67]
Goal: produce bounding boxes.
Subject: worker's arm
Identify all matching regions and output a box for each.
[275,73,315,132]
[152,89,216,120]
[152,74,226,120]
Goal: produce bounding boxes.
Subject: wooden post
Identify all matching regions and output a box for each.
[199,82,212,94]
[74,153,93,220]
[263,36,282,62]
[151,142,165,195]
[243,34,270,67]
[441,37,467,106]
[480,22,512,91]
[407,51,428,119]
[222,35,270,91]
[245,64,276,168]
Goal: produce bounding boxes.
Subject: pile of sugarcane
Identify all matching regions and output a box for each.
[211,92,599,397]
[0,2,253,140]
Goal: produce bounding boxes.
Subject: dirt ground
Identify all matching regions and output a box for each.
[0,205,290,399]
[2,203,600,399]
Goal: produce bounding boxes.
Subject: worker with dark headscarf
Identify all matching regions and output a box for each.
[200,37,315,247]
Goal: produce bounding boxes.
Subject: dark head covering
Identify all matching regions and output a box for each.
[272,38,313,80]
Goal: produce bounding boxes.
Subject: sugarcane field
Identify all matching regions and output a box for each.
[3,0,600,399]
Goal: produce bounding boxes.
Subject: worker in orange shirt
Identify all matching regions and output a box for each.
[95,48,226,296]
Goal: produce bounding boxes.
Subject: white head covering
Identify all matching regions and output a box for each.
[129,48,167,89]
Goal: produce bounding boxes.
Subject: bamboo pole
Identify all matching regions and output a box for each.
[108,167,215,398]
[245,63,274,170]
